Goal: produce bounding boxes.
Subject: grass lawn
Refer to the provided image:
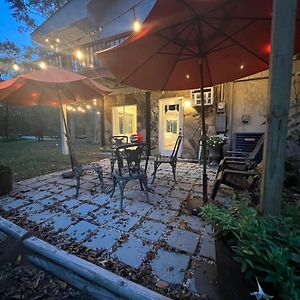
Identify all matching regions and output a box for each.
[0,140,108,182]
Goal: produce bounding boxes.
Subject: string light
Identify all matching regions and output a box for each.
[56,38,60,43]
[186,74,190,79]
[240,64,244,70]
[45,38,49,43]
[132,7,142,32]
[13,64,19,71]
[75,50,83,60]
[97,111,100,115]
[86,105,91,109]
[39,62,47,69]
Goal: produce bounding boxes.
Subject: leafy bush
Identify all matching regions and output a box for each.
[201,194,300,300]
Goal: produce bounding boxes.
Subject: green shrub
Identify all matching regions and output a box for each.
[201,193,300,300]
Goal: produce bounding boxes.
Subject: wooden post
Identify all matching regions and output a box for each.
[60,104,69,155]
[100,97,105,147]
[145,91,151,151]
[260,0,298,216]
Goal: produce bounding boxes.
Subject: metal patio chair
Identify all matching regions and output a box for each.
[111,143,150,211]
[151,135,183,184]
[223,135,264,163]
[210,160,261,201]
[110,135,129,175]
[214,135,264,180]
[65,137,104,197]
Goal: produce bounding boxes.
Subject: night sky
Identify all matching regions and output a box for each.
[0,0,43,47]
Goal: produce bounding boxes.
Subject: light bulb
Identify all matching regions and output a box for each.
[133,18,142,32]
[39,62,47,69]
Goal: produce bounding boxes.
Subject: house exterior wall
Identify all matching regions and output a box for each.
[103,89,218,159]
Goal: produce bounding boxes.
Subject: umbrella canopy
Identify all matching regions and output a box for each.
[97,0,300,90]
[96,0,300,202]
[0,67,111,106]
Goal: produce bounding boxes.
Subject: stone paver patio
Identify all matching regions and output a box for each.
[0,159,233,298]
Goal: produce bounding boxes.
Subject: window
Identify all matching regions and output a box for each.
[112,105,137,137]
[190,87,214,106]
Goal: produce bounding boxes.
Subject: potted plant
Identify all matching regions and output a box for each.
[201,193,300,300]
[207,134,227,165]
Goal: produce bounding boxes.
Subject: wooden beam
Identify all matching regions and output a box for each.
[28,255,121,300]
[260,0,298,216]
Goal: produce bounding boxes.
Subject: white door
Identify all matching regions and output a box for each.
[159,98,183,156]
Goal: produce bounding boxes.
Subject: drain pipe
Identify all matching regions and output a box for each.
[0,217,170,300]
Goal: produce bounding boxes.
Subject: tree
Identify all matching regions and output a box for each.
[5,0,70,32]
[0,41,20,80]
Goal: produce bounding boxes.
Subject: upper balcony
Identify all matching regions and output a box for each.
[31,0,156,79]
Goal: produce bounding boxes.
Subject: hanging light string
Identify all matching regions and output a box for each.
[43,0,147,52]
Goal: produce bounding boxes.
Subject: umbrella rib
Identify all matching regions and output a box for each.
[202,18,269,65]
[161,22,195,91]
[205,19,256,55]
[157,20,199,57]
[121,20,195,83]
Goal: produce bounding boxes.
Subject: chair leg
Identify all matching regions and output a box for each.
[118,181,126,212]
[111,176,117,197]
[110,157,115,177]
[211,172,223,200]
[141,177,150,203]
[95,167,104,191]
[171,162,177,183]
[151,162,160,184]
[139,179,144,191]
[75,167,82,198]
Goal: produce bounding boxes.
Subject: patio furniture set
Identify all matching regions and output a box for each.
[70,132,262,209]
[73,135,183,211]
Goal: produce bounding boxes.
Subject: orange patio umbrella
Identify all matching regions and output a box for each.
[97,0,300,202]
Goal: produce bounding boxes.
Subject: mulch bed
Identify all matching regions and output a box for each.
[0,234,88,299]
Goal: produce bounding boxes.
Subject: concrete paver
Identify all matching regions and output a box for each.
[84,227,122,251]
[150,249,190,284]
[65,220,98,242]
[166,228,199,254]
[112,237,151,269]
[134,220,166,242]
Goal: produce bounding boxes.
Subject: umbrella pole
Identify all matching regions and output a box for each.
[197,21,208,203]
[199,63,208,203]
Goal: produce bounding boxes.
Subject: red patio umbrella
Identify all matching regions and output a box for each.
[97,0,300,202]
[0,67,111,171]
[0,67,111,106]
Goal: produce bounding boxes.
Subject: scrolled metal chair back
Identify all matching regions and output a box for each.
[115,143,149,176]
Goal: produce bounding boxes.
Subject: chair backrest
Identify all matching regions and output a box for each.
[171,135,183,158]
[249,136,264,160]
[111,135,129,147]
[115,143,149,176]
